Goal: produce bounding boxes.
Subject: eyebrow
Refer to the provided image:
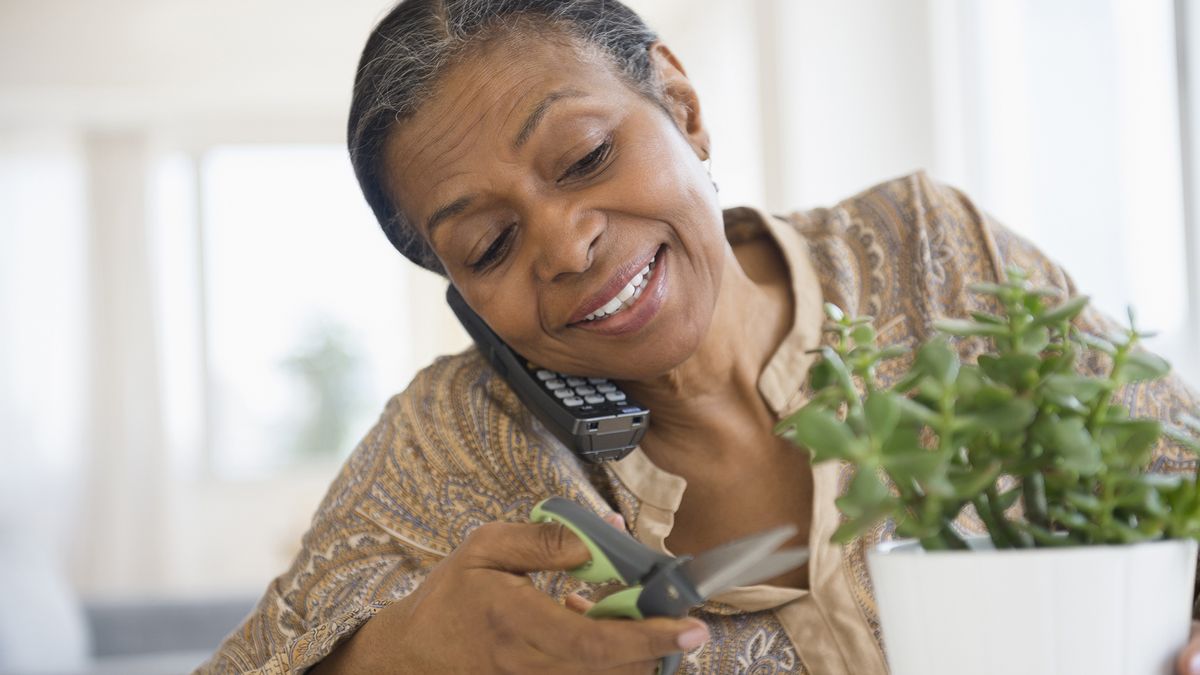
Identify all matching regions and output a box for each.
[425,195,474,240]
[425,88,588,239]
[513,87,587,150]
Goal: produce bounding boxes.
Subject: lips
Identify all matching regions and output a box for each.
[568,245,663,325]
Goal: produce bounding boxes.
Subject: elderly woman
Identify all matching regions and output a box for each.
[200,1,1200,673]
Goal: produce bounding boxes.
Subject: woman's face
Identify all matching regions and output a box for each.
[385,33,725,380]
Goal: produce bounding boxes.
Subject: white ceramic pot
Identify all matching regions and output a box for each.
[866,536,1198,675]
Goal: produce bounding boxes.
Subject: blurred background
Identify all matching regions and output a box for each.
[3,0,1200,672]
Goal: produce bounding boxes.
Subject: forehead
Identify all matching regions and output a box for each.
[382,34,636,216]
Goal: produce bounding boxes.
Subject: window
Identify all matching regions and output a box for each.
[153,144,416,478]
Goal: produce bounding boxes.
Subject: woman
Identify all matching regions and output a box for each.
[200,1,1200,673]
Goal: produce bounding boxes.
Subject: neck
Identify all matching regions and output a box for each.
[618,244,792,463]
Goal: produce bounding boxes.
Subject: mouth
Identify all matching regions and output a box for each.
[581,252,657,322]
[568,244,668,335]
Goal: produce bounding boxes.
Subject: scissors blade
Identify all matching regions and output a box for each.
[706,547,811,595]
[678,524,799,599]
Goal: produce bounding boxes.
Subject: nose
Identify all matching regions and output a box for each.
[525,202,605,283]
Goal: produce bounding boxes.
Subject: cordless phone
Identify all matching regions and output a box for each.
[446,285,650,463]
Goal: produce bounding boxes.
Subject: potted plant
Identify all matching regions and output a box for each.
[776,268,1200,675]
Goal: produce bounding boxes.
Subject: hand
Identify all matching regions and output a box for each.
[1178,621,1200,675]
[313,513,708,674]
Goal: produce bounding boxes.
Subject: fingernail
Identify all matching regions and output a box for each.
[677,624,709,650]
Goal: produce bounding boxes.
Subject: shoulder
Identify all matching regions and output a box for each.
[768,171,1008,335]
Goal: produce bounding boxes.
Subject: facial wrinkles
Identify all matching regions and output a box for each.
[396,64,555,243]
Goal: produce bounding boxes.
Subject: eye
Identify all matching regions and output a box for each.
[470,225,515,272]
[560,136,613,182]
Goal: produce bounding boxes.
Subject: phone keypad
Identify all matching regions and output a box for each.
[531,368,636,416]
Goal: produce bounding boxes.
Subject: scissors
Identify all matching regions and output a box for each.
[531,497,810,675]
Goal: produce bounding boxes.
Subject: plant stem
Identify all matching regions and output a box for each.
[972,493,1013,548]
[1022,472,1049,527]
[985,485,1032,548]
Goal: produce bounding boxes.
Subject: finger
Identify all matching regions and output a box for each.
[1176,621,1200,675]
[564,592,594,615]
[527,606,709,668]
[458,521,592,573]
[604,512,626,531]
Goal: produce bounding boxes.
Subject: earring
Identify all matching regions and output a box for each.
[703,156,719,193]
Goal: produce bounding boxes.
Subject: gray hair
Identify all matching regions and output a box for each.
[347,0,661,273]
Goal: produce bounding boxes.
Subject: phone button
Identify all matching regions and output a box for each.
[564,397,584,407]
[554,389,574,399]
[596,383,616,393]
[605,391,627,402]
[566,377,586,387]
[587,377,608,384]
[536,369,556,381]
[573,386,596,396]
[545,379,566,390]
[584,394,605,405]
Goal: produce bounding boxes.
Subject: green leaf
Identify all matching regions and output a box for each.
[967,282,1011,297]
[934,319,1010,338]
[970,311,1005,325]
[837,467,890,518]
[831,503,895,543]
[1018,326,1051,353]
[1035,417,1102,474]
[948,461,1002,500]
[1032,295,1089,327]
[1104,419,1161,464]
[852,323,877,346]
[808,358,836,391]
[787,405,862,462]
[893,395,939,426]
[1119,351,1170,384]
[1064,491,1102,514]
[966,398,1037,434]
[978,353,1040,390]
[881,440,942,488]
[917,339,959,386]
[1041,374,1110,403]
[993,487,1022,511]
[865,391,902,440]
[1076,332,1117,356]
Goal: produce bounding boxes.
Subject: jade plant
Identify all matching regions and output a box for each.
[776,267,1200,551]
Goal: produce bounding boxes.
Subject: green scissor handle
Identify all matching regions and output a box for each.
[530,497,669,585]
[531,498,686,675]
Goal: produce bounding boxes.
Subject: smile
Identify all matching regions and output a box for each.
[582,253,657,322]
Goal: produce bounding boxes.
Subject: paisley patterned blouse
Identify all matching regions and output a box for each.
[197,171,1200,674]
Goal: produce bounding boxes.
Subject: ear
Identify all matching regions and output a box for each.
[648,42,711,160]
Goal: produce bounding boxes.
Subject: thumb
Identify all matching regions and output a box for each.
[457,521,593,574]
[1176,621,1200,675]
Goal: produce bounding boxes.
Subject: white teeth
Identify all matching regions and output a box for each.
[582,252,659,322]
[600,296,623,315]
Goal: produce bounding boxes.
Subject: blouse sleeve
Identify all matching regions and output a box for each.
[193,390,446,675]
[195,349,608,674]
